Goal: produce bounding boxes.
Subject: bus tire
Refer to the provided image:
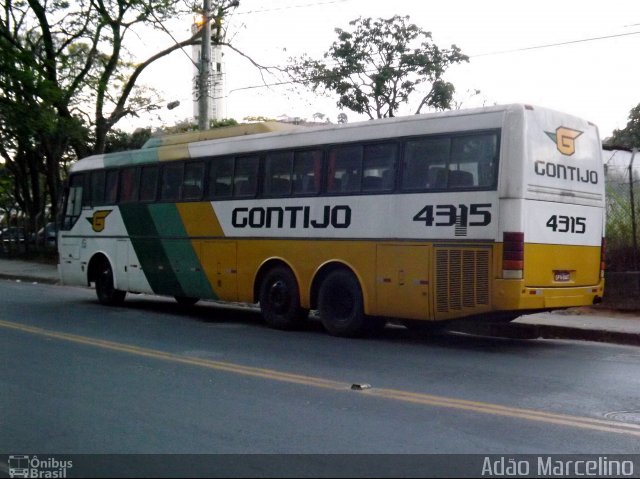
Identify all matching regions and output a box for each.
[175,296,199,306]
[95,259,126,306]
[259,266,307,330]
[318,269,368,337]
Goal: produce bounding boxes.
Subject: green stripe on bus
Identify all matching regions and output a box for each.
[119,203,186,297]
[147,203,216,300]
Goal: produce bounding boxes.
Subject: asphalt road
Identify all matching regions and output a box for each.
[1,280,640,472]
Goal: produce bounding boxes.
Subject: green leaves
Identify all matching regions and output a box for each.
[287,15,468,119]
[605,104,640,149]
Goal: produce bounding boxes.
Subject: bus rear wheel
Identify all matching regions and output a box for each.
[318,269,374,337]
[259,266,307,330]
[95,260,126,306]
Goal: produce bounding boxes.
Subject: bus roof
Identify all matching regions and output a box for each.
[141,121,308,149]
[69,104,580,173]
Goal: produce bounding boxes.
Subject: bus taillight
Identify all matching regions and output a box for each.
[503,232,524,279]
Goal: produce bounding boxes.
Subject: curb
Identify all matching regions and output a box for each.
[0,273,60,286]
[534,323,640,347]
[449,321,640,347]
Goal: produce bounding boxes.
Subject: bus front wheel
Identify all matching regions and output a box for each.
[318,269,373,337]
[259,266,307,330]
[95,260,126,306]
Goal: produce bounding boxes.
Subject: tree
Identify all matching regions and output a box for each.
[604,104,640,149]
[105,128,153,153]
[287,15,468,120]
[0,0,242,233]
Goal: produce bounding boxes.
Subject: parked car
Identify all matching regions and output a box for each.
[29,222,57,247]
[0,226,26,243]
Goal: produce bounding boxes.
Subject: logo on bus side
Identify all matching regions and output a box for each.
[544,126,583,156]
[87,210,112,232]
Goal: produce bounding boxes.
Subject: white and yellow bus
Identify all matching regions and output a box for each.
[59,104,605,337]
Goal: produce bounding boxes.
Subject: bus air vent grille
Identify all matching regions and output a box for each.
[435,248,490,314]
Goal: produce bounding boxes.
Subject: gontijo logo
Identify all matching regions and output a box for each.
[545,126,583,156]
[86,210,112,232]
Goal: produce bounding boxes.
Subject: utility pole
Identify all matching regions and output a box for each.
[198,0,212,131]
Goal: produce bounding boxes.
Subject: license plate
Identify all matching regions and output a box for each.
[554,271,571,282]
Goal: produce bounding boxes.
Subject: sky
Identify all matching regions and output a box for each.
[124,0,640,139]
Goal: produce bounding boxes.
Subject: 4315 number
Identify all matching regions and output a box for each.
[546,215,586,234]
[413,203,492,227]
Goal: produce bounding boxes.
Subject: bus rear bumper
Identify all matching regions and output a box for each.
[493,279,605,311]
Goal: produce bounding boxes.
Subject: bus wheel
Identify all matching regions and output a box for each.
[175,296,199,306]
[95,260,126,306]
[318,269,368,337]
[259,266,307,330]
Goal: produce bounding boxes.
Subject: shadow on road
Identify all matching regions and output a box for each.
[89,294,560,355]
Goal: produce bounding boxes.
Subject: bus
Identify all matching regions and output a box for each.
[58,104,605,337]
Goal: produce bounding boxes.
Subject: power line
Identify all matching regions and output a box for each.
[234,0,352,15]
[163,24,640,116]
[213,28,640,95]
[471,30,640,58]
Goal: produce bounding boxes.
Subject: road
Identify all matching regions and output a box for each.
[1,279,639,471]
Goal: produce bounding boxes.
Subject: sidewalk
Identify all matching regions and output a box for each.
[0,257,60,285]
[0,257,638,346]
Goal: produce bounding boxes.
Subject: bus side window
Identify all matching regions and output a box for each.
[62,174,85,230]
[402,137,450,191]
[105,170,119,205]
[183,161,204,200]
[327,145,362,194]
[293,149,322,195]
[90,170,106,206]
[449,134,498,189]
[234,156,259,198]
[160,163,184,201]
[119,167,139,203]
[208,157,234,198]
[264,151,293,197]
[139,166,159,202]
[363,143,397,192]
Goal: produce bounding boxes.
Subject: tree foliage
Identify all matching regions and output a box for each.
[604,104,640,149]
[287,15,468,119]
[0,0,241,238]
